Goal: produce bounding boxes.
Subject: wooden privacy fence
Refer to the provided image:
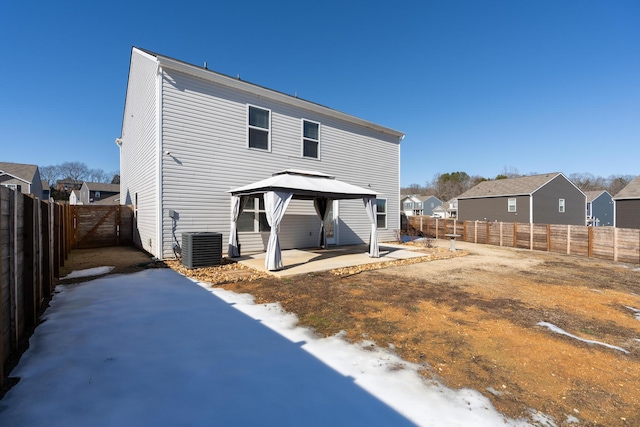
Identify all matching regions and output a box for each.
[1,192,133,389]
[0,187,69,389]
[68,205,134,249]
[409,216,640,265]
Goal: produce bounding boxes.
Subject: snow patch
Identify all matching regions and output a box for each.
[61,266,114,279]
[623,306,640,321]
[536,322,629,354]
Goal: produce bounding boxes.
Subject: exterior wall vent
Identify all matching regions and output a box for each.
[182,232,222,269]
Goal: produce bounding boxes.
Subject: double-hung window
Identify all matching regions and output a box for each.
[238,197,270,232]
[508,198,517,212]
[376,199,387,229]
[248,105,270,150]
[559,198,565,213]
[302,119,320,159]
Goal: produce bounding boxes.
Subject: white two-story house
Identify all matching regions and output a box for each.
[117,47,404,259]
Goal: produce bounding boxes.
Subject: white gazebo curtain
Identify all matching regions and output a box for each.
[227,195,248,257]
[364,197,379,258]
[264,191,293,271]
[313,197,333,249]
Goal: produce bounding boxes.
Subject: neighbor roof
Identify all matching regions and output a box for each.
[227,170,378,200]
[134,47,404,140]
[84,182,120,192]
[458,173,566,199]
[613,176,640,200]
[0,161,38,183]
[584,190,610,203]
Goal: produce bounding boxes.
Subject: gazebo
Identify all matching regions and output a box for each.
[226,170,380,271]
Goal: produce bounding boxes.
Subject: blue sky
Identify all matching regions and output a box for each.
[1,1,638,186]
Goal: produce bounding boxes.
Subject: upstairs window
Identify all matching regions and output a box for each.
[248,106,270,150]
[95,191,101,198]
[559,198,565,213]
[302,120,320,159]
[508,198,517,212]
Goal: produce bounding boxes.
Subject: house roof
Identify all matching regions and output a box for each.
[613,175,640,200]
[458,173,568,199]
[0,162,38,184]
[133,47,404,140]
[84,182,120,192]
[419,195,441,203]
[94,194,121,205]
[584,190,611,203]
[227,169,378,200]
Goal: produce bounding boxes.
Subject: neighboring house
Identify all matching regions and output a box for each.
[0,161,44,197]
[80,182,120,204]
[56,177,83,192]
[41,180,51,200]
[420,195,442,216]
[69,190,82,205]
[457,173,585,225]
[401,195,422,216]
[613,175,640,229]
[585,190,613,226]
[117,47,404,259]
[432,198,457,219]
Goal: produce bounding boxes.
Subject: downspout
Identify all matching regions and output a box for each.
[156,63,164,259]
[529,194,533,224]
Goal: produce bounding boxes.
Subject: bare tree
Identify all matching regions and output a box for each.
[608,175,634,195]
[39,165,61,187]
[59,161,90,188]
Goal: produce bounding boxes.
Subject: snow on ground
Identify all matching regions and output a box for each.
[61,266,114,279]
[0,269,543,427]
[624,306,640,321]
[537,321,629,354]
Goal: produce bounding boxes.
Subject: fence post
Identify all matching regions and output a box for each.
[567,225,571,255]
[420,216,423,233]
[613,227,618,262]
[513,222,517,248]
[435,218,439,239]
[588,226,594,258]
[486,221,490,244]
[529,223,534,250]
[463,221,467,241]
[474,220,478,243]
[499,222,503,246]
[547,224,551,252]
[453,219,457,235]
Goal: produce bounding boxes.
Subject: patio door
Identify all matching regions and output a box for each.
[324,201,338,245]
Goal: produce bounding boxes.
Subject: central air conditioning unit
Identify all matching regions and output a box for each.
[182,232,223,269]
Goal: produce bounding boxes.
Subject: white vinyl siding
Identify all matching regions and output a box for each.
[135,60,401,258]
[119,49,159,255]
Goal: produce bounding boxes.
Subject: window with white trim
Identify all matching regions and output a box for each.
[302,119,320,159]
[95,191,101,198]
[248,105,270,150]
[238,197,271,232]
[376,198,387,229]
[508,198,517,212]
[559,198,565,213]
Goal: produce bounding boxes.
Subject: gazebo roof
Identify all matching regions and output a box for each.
[227,170,378,200]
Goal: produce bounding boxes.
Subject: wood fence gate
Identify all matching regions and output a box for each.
[70,205,134,249]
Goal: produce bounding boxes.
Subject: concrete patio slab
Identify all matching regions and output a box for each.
[233,244,428,277]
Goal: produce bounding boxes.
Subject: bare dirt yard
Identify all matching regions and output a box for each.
[61,242,640,426]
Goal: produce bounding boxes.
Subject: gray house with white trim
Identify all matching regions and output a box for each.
[117,47,404,259]
[0,162,43,198]
[585,190,613,226]
[613,175,640,229]
[457,173,586,225]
